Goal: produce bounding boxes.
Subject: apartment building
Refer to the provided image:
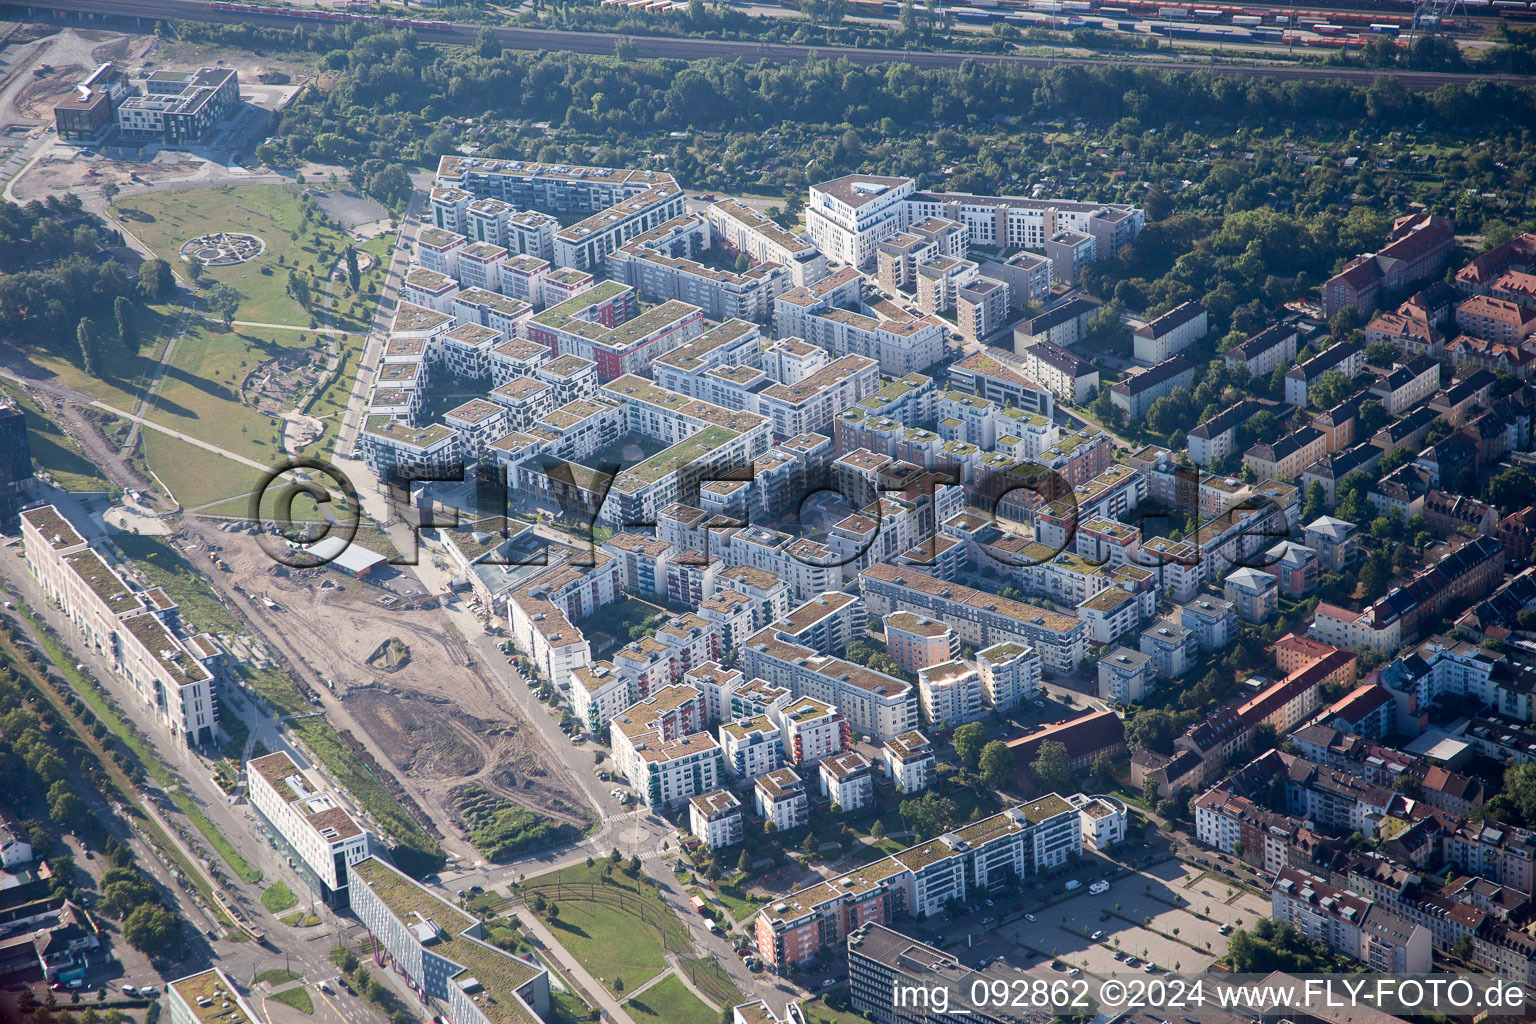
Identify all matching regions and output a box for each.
[947,351,1055,418]
[1455,295,1536,344]
[882,730,936,793]
[917,660,984,728]
[1140,620,1195,678]
[1132,302,1207,363]
[348,857,551,1024]
[756,794,1081,966]
[976,641,1041,711]
[21,505,218,747]
[819,751,875,812]
[777,696,851,765]
[775,277,946,376]
[167,971,262,1024]
[1285,341,1365,407]
[1244,425,1326,481]
[1098,647,1155,704]
[1323,214,1455,318]
[115,67,240,144]
[955,276,1010,344]
[247,751,369,908]
[1369,355,1440,415]
[652,319,764,398]
[1271,867,1431,972]
[719,714,784,779]
[884,612,958,675]
[979,250,1053,309]
[1109,355,1194,420]
[743,628,917,742]
[1012,296,1099,349]
[707,199,828,287]
[1022,340,1099,404]
[689,790,744,852]
[610,685,723,808]
[360,418,462,484]
[754,767,810,831]
[860,564,1087,676]
[1224,322,1299,379]
[606,215,791,324]
[526,281,704,380]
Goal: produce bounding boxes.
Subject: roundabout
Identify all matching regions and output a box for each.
[179,231,266,266]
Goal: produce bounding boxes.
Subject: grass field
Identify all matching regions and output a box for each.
[262,881,299,913]
[139,431,263,510]
[9,306,177,412]
[113,532,242,634]
[268,985,314,1015]
[144,320,297,464]
[255,969,302,987]
[115,184,375,331]
[297,331,365,458]
[0,383,113,493]
[523,862,694,988]
[676,955,744,1009]
[625,975,716,1024]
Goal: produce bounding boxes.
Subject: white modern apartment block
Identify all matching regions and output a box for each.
[755,767,810,831]
[570,661,635,735]
[1069,793,1128,851]
[690,789,744,851]
[246,750,369,907]
[976,641,1042,711]
[776,696,851,765]
[1097,647,1155,704]
[819,751,874,812]
[918,660,984,728]
[708,199,829,287]
[652,319,764,399]
[610,684,723,808]
[348,856,552,1024]
[1132,302,1207,363]
[360,418,462,484]
[434,155,685,273]
[20,505,219,748]
[720,714,784,778]
[808,173,1143,272]
[806,174,918,268]
[882,730,937,793]
[743,628,919,742]
[775,271,946,376]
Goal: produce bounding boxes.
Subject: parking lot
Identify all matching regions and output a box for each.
[986,858,1269,979]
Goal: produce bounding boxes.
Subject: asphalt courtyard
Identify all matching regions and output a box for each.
[986,859,1270,979]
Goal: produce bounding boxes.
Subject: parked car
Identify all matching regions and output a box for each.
[1024,913,1036,922]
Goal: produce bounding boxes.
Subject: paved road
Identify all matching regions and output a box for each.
[12,0,1536,87]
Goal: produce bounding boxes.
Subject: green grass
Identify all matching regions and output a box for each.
[708,885,765,924]
[296,330,366,458]
[268,985,314,1015]
[7,305,176,411]
[139,431,265,510]
[522,862,694,988]
[624,974,716,1024]
[455,785,570,862]
[143,320,298,464]
[0,383,114,493]
[262,881,299,913]
[112,533,243,635]
[801,998,868,1024]
[115,184,375,331]
[255,969,302,987]
[675,955,744,1009]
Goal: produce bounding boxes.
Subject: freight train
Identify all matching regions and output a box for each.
[206,2,453,30]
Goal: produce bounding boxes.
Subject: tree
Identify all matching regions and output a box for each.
[736,848,752,874]
[286,269,312,308]
[1488,467,1535,513]
[76,317,101,376]
[1091,751,1117,783]
[1357,399,1389,437]
[1302,481,1328,523]
[476,27,501,58]
[900,793,959,839]
[870,819,886,840]
[979,740,1013,789]
[1452,935,1473,961]
[345,245,361,290]
[1029,740,1076,795]
[1308,369,1351,410]
[952,721,987,768]
[102,182,120,204]
[114,295,136,351]
[205,283,241,327]
[122,903,180,957]
[1124,708,1182,755]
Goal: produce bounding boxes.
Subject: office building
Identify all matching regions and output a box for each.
[246,751,369,908]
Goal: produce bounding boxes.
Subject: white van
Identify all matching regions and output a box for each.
[1064,880,1082,891]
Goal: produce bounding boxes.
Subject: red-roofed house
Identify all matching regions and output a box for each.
[1325,215,1455,318]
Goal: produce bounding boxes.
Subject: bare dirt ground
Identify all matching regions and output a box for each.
[183,517,592,848]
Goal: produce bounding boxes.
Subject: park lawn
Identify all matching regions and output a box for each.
[802,998,868,1024]
[145,319,305,464]
[139,431,263,510]
[15,305,177,412]
[0,383,112,493]
[524,862,693,988]
[625,975,716,1024]
[115,184,368,330]
[709,884,765,924]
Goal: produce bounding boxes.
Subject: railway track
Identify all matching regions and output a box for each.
[6,0,1534,85]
